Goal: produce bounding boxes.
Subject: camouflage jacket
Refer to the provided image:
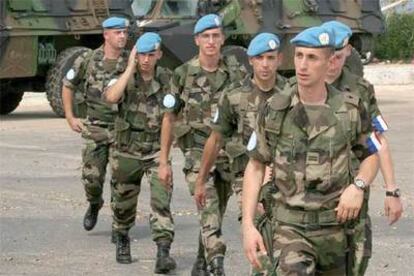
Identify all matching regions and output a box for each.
[165,55,247,156]
[249,81,374,211]
[114,66,172,160]
[211,74,286,174]
[63,45,129,123]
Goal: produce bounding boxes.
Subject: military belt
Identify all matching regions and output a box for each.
[274,205,340,229]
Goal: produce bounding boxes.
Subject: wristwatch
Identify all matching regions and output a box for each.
[386,188,401,198]
[353,179,366,191]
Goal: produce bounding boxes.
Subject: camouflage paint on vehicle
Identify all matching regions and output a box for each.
[136,0,384,72]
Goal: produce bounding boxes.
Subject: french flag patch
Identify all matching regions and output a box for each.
[372,115,389,133]
[367,132,382,154]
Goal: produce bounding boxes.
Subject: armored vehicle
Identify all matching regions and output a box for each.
[0,0,135,115]
[136,0,384,75]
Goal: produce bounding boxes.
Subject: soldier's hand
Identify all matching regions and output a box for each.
[127,47,137,69]
[158,163,172,188]
[263,166,273,184]
[384,196,403,225]
[336,184,364,223]
[243,224,267,269]
[67,117,83,133]
[194,179,206,209]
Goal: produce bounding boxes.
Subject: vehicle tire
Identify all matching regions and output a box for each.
[222,45,252,73]
[46,46,90,117]
[0,89,24,115]
[344,47,364,77]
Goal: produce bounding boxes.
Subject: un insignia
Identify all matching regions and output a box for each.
[107,78,118,87]
[66,68,75,80]
[163,94,176,108]
[318,33,330,46]
[247,131,257,151]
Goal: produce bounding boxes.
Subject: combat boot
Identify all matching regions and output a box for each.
[191,256,208,276]
[191,234,208,276]
[83,200,103,231]
[209,256,225,276]
[116,233,132,264]
[154,240,177,274]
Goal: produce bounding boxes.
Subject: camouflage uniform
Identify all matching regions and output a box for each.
[248,80,374,275]
[62,46,129,205]
[110,66,175,243]
[211,75,286,213]
[332,67,384,275]
[166,55,246,263]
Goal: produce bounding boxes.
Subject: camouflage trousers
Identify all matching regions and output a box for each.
[81,122,115,204]
[272,222,348,276]
[350,190,372,276]
[110,151,174,242]
[183,150,233,263]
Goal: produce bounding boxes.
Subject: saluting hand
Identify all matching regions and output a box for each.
[127,47,137,70]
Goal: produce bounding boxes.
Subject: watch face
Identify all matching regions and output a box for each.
[355,179,365,189]
[395,189,401,197]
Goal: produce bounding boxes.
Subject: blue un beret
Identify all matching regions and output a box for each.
[321,21,352,49]
[102,17,129,29]
[194,14,222,35]
[290,26,335,48]
[135,32,162,53]
[247,33,280,57]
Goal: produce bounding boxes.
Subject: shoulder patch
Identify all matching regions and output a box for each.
[66,68,76,80]
[247,131,257,151]
[107,78,118,87]
[163,94,176,108]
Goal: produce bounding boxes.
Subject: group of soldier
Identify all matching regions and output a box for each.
[61,13,403,276]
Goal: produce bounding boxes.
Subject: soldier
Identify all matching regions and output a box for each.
[242,26,380,275]
[158,14,247,276]
[195,32,286,275]
[322,20,403,275]
[103,33,176,273]
[62,17,129,234]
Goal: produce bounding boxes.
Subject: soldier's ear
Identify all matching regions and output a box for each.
[248,57,253,66]
[194,35,200,47]
[345,45,352,57]
[157,50,163,60]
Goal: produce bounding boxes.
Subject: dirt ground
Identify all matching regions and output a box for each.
[1,85,413,275]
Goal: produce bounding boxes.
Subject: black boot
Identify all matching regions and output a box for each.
[209,256,225,276]
[191,234,207,276]
[154,240,177,274]
[116,233,132,264]
[83,201,103,231]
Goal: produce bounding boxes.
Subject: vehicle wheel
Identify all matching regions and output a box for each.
[46,46,90,117]
[360,51,373,65]
[0,87,24,115]
[222,45,252,73]
[344,47,364,77]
